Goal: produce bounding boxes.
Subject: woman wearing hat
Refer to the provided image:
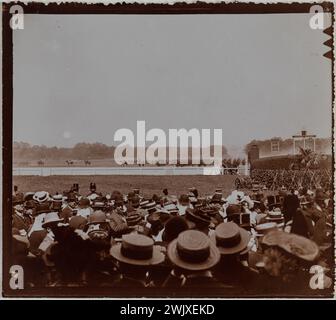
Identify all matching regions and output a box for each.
[256,230,332,295]
[211,222,259,295]
[163,230,223,295]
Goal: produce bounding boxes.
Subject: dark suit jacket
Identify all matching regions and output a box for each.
[283,194,300,221]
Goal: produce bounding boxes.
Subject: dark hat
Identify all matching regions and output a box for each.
[25,199,36,209]
[111,190,123,200]
[24,192,35,202]
[36,202,52,215]
[89,182,96,191]
[162,216,189,242]
[226,204,243,216]
[79,197,90,207]
[67,192,77,202]
[262,230,319,262]
[210,222,250,255]
[110,234,165,266]
[211,191,225,204]
[184,208,211,229]
[178,194,190,205]
[50,201,62,211]
[167,230,220,271]
[147,211,170,226]
[69,216,87,230]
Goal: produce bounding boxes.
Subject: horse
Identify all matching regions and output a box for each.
[84,160,91,166]
[66,160,74,166]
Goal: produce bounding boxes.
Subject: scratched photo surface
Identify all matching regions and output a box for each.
[4,4,334,298]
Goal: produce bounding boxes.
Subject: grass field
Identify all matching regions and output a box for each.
[13,175,237,198]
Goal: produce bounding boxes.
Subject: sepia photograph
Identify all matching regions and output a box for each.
[2,1,334,299]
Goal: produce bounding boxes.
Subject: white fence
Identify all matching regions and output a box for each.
[12,166,248,176]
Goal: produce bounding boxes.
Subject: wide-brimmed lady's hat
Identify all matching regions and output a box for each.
[110,233,165,266]
[42,212,64,229]
[33,191,50,204]
[167,230,220,271]
[262,230,319,262]
[210,222,250,255]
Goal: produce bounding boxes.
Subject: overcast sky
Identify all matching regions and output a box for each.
[13,13,332,153]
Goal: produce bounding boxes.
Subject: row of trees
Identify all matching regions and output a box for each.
[13,142,116,161]
[13,141,247,168]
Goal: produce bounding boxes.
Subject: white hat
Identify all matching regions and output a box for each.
[33,191,50,203]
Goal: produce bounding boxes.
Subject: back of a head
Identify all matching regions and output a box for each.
[162,216,189,243]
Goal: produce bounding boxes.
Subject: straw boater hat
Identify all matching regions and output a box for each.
[210,222,250,255]
[87,210,108,225]
[42,212,64,229]
[167,230,220,271]
[262,230,320,262]
[255,222,278,237]
[211,191,226,204]
[33,191,50,204]
[266,208,284,222]
[110,233,165,266]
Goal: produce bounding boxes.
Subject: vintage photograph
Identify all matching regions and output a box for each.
[2,2,334,298]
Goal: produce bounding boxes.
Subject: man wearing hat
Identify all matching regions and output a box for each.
[12,194,32,233]
[87,182,102,201]
[177,194,191,216]
[77,197,93,218]
[211,222,259,294]
[282,189,300,224]
[110,233,165,289]
[60,192,78,223]
[164,230,222,294]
